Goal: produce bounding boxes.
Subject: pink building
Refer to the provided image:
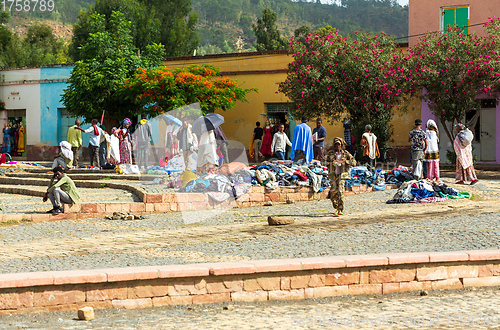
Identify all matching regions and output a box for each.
[409,0,500,164]
[409,0,499,47]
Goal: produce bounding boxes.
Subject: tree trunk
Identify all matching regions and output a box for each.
[101,113,120,134]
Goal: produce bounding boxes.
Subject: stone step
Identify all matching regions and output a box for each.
[0,176,146,201]
[5,172,162,181]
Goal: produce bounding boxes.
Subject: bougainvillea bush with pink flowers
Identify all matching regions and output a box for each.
[405,18,500,142]
[279,30,415,149]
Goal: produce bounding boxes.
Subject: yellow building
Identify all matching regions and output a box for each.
[164,49,420,162]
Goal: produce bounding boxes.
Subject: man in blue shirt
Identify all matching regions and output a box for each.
[312,118,327,161]
[291,116,313,163]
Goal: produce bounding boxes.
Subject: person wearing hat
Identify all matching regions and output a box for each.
[360,124,380,168]
[408,119,427,179]
[324,137,356,216]
[43,166,80,215]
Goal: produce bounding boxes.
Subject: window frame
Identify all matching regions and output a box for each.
[440,5,470,34]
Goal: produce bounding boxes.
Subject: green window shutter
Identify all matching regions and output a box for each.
[443,8,455,32]
[456,7,469,34]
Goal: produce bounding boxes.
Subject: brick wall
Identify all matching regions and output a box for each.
[0,250,499,314]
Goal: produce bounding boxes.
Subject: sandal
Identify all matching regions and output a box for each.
[471,180,479,185]
[455,181,464,185]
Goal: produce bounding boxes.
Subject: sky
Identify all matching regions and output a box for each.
[397,0,409,6]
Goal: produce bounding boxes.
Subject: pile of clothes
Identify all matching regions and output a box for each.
[249,162,330,192]
[387,179,471,204]
[344,165,419,192]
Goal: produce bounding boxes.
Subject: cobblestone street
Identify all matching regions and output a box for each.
[2,286,500,329]
[0,175,499,328]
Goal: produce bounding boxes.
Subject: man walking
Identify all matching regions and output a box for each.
[271,123,292,160]
[408,119,428,179]
[78,119,105,168]
[312,118,327,161]
[252,122,264,163]
[67,119,82,167]
[291,116,313,163]
[43,166,80,215]
[135,114,153,169]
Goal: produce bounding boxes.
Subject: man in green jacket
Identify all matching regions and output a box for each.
[43,166,80,215]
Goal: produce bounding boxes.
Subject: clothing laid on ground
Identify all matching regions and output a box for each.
[291,123,313,163]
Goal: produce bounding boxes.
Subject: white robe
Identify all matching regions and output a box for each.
[197,131,218,168]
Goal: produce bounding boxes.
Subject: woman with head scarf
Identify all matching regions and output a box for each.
[114,118,133,164]
[52,141,74,170]
[453,123,478,185]
[324,137,356,216]
[425,119,440,181]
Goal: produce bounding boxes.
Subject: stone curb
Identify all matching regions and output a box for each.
[0,250,499,313]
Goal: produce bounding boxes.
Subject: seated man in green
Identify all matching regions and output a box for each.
[43,166,80,215]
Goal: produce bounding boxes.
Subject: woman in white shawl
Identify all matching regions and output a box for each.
[197,129,218,174]
[177,120,198,170]
[453,123,478,185]
[424,119,440,181]
[52,141,73,170]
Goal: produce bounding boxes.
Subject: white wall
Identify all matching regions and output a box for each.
[0,69,42,145]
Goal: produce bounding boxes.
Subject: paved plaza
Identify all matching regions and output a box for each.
[0,170,499,327]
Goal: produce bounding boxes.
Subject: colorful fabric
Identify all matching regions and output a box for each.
[260,126,273,156]
[249,137,255,159]
[426,159,440,180]
[17,126,25,153]
[409,128,426,151]
[455,158,477,183]
[2,127,11,153]
[291,123,313,163]
[118,130,132,164]
[410,196,448,203]
[123,118,132,126]
[453,135,473,170]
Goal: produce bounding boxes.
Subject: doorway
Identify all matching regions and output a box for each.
[467,99,497,162]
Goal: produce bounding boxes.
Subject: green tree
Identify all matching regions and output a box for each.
[279,29,412,149]
[122,65,256,115]
[407,20,500,142]
[23,24,69,65]
[62,11,165,128]
[252,8,287,51]
[69,0,161,61]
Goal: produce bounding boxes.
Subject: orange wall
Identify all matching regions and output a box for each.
[164,51,419,149]
[409,0,499,47]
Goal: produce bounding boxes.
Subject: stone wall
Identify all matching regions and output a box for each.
[0,250,499,314]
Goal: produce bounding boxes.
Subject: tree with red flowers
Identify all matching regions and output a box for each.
[122,64,256,116]
[406,18,500,142]
[279,29,415,149]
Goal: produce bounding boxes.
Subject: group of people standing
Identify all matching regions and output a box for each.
[409,118,477,185]
[252,117,328,163]
[2,121,25,155]
[59,116,152,170]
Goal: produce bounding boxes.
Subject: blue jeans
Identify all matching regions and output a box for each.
[276,150,285,160]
